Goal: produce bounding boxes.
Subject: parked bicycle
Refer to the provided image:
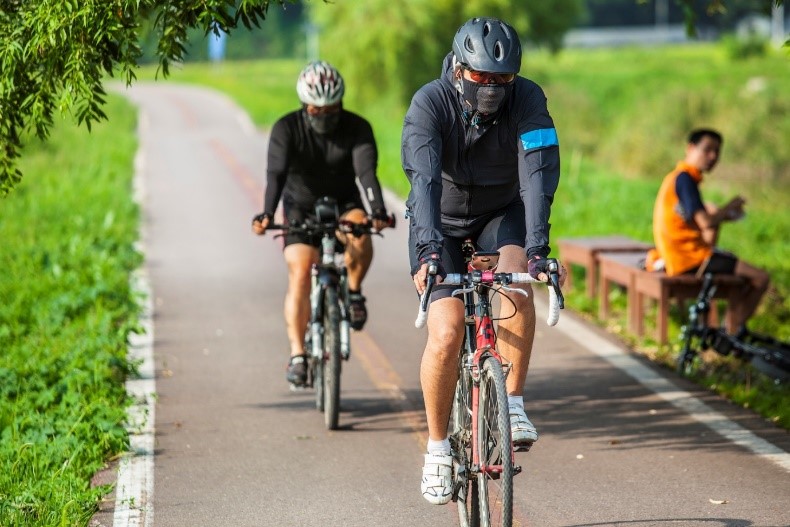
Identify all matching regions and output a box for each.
[415,241,564,527]
[677,272,790,383]
[268,197,395,430]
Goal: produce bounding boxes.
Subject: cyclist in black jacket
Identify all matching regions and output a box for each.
[402,18,564,504]
[252,61,390,388]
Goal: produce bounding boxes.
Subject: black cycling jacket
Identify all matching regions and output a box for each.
[263,109,386,217]
[402,53,560,262]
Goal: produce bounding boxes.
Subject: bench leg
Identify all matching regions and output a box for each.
[634,291,645,337]
[598,273,610,320]
[586,261,598,298]
[658,286,670,345]
[626,276,638,335]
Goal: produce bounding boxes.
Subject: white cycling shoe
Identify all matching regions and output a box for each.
[510,405,538,450]
[421,452,453,505]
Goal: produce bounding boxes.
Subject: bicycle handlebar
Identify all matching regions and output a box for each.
[266,214,396,238]
[415,263,565,329]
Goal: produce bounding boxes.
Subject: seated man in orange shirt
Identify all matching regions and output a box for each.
[651,128,769,330]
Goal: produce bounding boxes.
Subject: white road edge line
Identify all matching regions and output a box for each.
[113,114,156,526]
[541,295,790,473]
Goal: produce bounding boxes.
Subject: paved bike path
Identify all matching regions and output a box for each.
[114,83,789,527]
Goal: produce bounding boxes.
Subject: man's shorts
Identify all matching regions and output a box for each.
[688,250,739,278]
[408,200,526,302]
[282,199,363,248]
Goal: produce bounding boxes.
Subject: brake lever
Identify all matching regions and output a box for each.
[547,259,565,310]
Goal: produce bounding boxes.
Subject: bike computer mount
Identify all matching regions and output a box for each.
[461,239,500,271]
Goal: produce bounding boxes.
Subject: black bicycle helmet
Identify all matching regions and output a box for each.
[452,17,522,74]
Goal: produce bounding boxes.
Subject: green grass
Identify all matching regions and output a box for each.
[151,43,789,428]
[0,96,140,525]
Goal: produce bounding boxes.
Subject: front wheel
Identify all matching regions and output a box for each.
[477,356,513,527]
[323,287,342,430]
[676,326,698,377]
[451,349,479,527]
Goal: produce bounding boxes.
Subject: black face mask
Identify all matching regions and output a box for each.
[460,78,512,116]
[305,111,341,135]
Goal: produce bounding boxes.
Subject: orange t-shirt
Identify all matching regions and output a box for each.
[652,162,712,276]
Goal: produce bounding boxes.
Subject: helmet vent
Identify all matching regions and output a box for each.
[464,36,475,54]
[483,22,491,37]
[494,41,504,60]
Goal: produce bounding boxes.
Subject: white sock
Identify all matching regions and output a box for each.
[427,437,451,455]
[508,395,524,409]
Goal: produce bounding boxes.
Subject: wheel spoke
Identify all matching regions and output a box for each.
[477,357,513,527]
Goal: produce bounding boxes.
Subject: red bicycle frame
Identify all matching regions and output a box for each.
[466,268,511,476]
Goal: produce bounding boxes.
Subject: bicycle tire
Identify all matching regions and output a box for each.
[747,340,790,381]
[477,356,513,527]
[323,287,342,430]
[676,328,698,377]
[307,327,324,411]
[314,356,325,412]
[451,350,480,527]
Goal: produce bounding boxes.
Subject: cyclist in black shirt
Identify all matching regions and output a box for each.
[252,61,390,388]
[402,18,564,504]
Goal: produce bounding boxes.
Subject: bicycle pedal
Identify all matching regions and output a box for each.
[514,443,533,453]
[513,465,522,475]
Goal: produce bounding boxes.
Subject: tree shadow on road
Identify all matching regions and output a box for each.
[562,518,752,527]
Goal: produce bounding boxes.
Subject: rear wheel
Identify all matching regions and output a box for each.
[477,356,513,527]
[451,347,479,527]
[323,287,342,430]
[747,337,790,382]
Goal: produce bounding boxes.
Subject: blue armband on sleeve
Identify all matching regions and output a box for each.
[520,128,559,153]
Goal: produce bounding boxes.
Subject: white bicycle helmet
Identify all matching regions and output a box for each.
[296,61,345,107]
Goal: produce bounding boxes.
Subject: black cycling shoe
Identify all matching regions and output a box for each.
[348,292,368,331]
[286,355,308,387]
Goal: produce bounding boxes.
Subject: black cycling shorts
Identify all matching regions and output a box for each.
[408,200,526,302]
[282,199,364,248]
[686,250,739,277]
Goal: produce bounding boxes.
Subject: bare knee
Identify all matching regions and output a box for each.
[284,245,317,295]
[425,299,465,362]
[755,270,770,293]
[737,261,770,293]
[427,323,464,358]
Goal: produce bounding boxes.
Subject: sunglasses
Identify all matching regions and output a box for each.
[305,103,341,116]
[465,69,516,85]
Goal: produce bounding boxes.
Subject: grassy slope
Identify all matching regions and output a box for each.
[0,96,140,525]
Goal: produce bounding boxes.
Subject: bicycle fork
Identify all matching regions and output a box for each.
[309,266,351,361]
[309,274,324,362]
[467,354,520,479]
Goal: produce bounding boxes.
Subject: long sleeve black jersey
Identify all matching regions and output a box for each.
[263,109,386,216]
[401,53,561,262]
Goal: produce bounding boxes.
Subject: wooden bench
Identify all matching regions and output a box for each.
[557,236,653,298]
[597,251,747,344]
[597,251,642,329]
